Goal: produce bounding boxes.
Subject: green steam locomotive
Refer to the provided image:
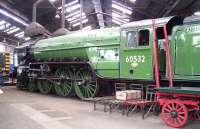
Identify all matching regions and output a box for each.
[15,16,200,99]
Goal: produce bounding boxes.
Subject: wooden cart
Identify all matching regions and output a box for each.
[156,87,200,128]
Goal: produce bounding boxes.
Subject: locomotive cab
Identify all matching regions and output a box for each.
[120,16,184,81]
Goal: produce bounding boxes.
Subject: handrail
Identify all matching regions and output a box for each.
[163,25,173,87]
[152,19,160,88]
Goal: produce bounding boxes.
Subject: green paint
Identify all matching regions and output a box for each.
[32,19,200,82]
[170,25,200,80]
[34,28,120,78]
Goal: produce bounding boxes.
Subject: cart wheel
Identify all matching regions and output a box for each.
[189,110,200,121]
[161,100,188,128]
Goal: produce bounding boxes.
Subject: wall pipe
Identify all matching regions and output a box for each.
[61,0,65,28]
[32,0,44,22]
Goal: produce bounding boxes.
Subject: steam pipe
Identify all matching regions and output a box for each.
[61,0,65,28]
[33,0,44,22]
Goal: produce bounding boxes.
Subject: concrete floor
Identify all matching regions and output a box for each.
[0,86,199,129]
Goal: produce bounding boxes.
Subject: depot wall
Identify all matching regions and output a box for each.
[0,42,15,53]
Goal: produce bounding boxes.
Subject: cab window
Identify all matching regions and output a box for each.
[126,29,149,48]
[138,29,149,46]
[126,31,137,48]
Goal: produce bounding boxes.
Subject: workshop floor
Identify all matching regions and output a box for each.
[0,86,199,129]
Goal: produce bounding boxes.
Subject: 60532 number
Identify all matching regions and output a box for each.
[125,55,145,63]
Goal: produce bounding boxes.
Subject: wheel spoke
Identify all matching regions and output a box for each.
[176,117,182,124]
[174,118,179,125]
[87,87,93,97]
[88,85,96,92]
[171,103,175,110]
[163,108,171,113]
[178,114,185,120]
[178,111,185,115]
[85,88,90,98]
[177,107,183,112]
[167,104,173,110]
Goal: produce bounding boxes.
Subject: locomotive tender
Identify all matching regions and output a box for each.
[15,16,200,100]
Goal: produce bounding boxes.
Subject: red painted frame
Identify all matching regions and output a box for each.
[157,92,200,111]
[151,21,200,127]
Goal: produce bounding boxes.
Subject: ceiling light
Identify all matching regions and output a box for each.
[82,26,92,31]
[112,19,122,25]
[66,4,80,12]
[112,12,128,19]
[67,13,86,22]
[7,27,20,34]
[0,25,5,30]
[112,10,130,20]
[112,4,132,15]
[113,1,132,10]
[0,9,28,26]
[0,23,10,30]
[58,0,78,10]
[112,12,129,23]
[72,19,88,27]
[112,18,127,24]
[123,18,130,22]
[129,0,136,3]
[5,23,11,28]
[14,31,24,37]
[194,11,200,16]
[65,10,81,18]
[4,26,16,32]
[17,34,24,38]
[25,37,31,41]
[112,12,122,18]
[114,18,126,23]
[49,0,57,2]
[0,20,6,25]
[70,16,87,24]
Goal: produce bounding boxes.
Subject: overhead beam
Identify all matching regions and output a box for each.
[159,0,182,17]
[163,0,182,16]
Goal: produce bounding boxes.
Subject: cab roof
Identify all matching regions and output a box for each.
[121,16,184,29]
